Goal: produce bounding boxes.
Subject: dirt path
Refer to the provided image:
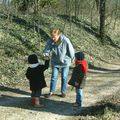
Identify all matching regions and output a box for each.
[0,63,120,120]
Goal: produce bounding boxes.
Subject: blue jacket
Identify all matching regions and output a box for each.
[43,34,75,67]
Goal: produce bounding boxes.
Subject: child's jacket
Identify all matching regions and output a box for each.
[26,60,49,91]
[68,60,88,89]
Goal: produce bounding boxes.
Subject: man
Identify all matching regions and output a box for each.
[43,28,75,98]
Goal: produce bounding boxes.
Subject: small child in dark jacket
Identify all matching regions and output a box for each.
[68,51,88,109]
[26,54,49,107]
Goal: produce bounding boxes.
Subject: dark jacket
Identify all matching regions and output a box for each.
[25,60,49,91]
[68,64,87,89]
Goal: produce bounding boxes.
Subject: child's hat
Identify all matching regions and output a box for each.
[75,51,84,60]
[28,54,38,64]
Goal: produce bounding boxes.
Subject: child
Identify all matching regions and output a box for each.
[68,51,88,109]
[26,54,49,107]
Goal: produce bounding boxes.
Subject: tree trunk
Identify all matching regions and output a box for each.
[75,0,77,19]
[99,0,106,42]
[113,0,119,29]
[95,0,100,11]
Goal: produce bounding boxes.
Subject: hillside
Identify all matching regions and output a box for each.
[0,12,120,86]
[0,11,120,120]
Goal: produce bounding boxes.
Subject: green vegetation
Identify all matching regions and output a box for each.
[96,91,120,120]
[0,1,120,119]
[68,90,120,120]
[0,11,120,85]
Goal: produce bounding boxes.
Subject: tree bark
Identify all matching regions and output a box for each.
[99,0,106,42]
[95,0,100,11]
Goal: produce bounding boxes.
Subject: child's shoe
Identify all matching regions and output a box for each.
[73,103,81,107]
[34,104,44,108]
[32,97,44,108]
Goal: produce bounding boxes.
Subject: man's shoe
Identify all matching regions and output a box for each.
[46,92,53,98]
[61,93,66,98]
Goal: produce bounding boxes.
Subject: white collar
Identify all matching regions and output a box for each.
[29,63,40,68]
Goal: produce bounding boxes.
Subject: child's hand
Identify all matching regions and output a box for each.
[44,56,50,60]
[75,82,79,86]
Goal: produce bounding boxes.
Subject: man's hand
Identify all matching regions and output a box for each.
[43,53,50,60]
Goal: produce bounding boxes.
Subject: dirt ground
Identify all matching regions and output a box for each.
[0,63,120,120]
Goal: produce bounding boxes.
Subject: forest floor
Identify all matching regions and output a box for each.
[0,62,120,120]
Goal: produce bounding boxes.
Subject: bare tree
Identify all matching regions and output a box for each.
[113,0,119,29]
[95,0,100,11]
[75,0,80,19]
[99,0,106,42]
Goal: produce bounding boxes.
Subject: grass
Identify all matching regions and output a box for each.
[0,14,120,120]
[96,90,120,120]
[0,11,120,85]
[67,90,120,120]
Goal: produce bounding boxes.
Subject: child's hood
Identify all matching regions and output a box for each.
[75,60,88,75]
[29,63,40,68]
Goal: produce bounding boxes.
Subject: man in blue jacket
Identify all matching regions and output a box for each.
[43,28,75,98]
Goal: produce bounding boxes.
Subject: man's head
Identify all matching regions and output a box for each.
[50,28,61,43]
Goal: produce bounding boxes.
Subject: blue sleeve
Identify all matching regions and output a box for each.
[67,40,75,61]
[43,39,52,54]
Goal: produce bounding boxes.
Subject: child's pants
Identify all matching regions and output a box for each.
[31,90,41,97]
[31,90,44,107]
[76,88,83,107]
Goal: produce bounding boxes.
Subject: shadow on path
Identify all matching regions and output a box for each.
[88,63,120,74]
[0,85,30,96]
[0,95,119,117]
[0,95,74,116]
[75,103,120,116]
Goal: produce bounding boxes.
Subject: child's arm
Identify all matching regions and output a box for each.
[42,60,50,70]
[25,68,30,79]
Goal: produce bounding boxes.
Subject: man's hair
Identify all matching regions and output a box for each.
[50,28,61,36]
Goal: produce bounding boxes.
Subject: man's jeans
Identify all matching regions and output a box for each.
[50,66,69,94]
[76,88,83,107]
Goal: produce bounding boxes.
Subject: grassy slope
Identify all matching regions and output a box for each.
[0,13,120,84]
[0,12,120,85]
